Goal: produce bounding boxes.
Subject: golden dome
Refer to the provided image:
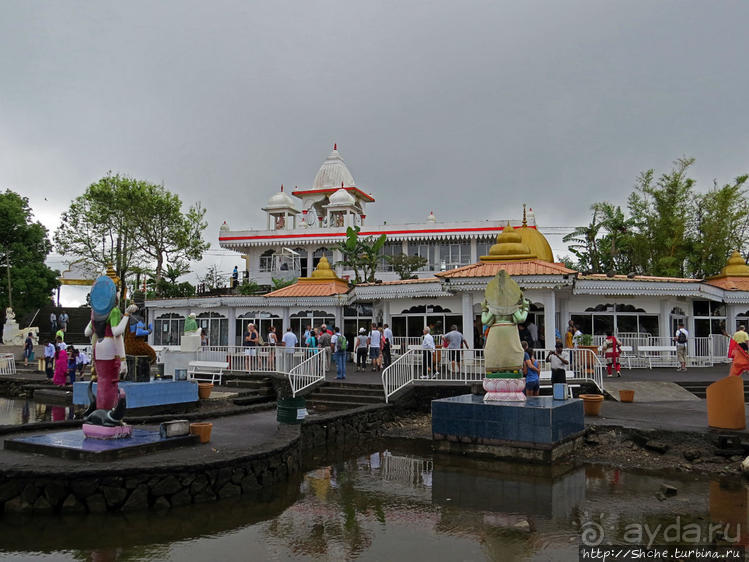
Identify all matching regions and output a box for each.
[481,223,537,262]
[714,251,749,278]
[308,255,340,280]
[516,226,554,262]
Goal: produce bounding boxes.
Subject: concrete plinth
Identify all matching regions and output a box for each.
[432,394,585,463]
[73,380,198,409]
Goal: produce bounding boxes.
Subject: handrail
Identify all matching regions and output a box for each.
[533,348,604,391]
[382,349,419,403]
[197,346,315,374]
[0,353,16,375]
[289,350,328,397]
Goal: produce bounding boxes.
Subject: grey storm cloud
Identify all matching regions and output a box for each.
[2,0,748,269]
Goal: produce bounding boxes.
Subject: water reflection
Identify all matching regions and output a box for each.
[1,444,748,561]
[0,397,75,425]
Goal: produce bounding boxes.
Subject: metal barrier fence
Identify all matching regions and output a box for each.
[0,353,16,375]
[289,349,328,397]
[383,347,605,403]
[197,346,318,374]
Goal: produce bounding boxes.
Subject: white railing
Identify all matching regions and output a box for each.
[197,346,317,374]
[390,336,443,355]
[574,335,724,368]
[383,346,603,402]
[0,353,16,375]
[532,348,604,391]
[710,334,731,363]
[289,349,328,397]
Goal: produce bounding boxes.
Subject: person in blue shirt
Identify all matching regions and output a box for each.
[522,341,540,396]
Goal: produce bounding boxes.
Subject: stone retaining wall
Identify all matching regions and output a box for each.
[0,404,394,514]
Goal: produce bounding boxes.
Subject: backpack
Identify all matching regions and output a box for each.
[337,335,347,351]
[677,330,687,344]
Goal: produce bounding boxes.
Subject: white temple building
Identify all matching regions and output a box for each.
[146,145,749,365]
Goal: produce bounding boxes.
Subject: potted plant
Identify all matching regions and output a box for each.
[579,393,604,416]
[577,334,600,376]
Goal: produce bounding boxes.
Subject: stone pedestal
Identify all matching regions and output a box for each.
[180,334,201,352]
[432,394,585,463]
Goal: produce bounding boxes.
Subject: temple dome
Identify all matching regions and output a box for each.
[313,145,356,189]
[263,187,298,212]
[308,256,339,280]
[328,187,356,207]
[716,251,749,277]
[517,226,554,262]
[481,223,537,262]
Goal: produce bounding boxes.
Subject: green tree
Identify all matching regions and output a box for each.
[688,176,749,278]
[336,226,387,284]
[54,173,208,304]
[386,253,427,280]
[627,158,695,277]
[271,277,296,290]
[0,190,59,318]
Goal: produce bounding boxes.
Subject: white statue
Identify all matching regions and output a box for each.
[2,307,39,347]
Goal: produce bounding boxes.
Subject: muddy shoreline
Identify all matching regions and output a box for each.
[382,413,748,478]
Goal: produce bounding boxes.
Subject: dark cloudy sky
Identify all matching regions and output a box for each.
[2,1,748,301]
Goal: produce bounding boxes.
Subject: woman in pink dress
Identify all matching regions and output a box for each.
[53,342,68,386]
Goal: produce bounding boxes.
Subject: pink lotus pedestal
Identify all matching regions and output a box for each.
[82,424,133,439]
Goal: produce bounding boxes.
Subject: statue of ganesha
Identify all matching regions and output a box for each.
[481,270,530,401]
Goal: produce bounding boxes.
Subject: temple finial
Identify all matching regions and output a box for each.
[334,143,337,151]
[522,204,527,227]
[281,184,284,192]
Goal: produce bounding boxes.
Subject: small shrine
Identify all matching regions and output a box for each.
[262,186,300,231]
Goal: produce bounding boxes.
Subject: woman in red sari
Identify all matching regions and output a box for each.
[602,330,622,377]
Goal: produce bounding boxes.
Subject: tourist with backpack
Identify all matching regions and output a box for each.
[355,328,368,372]
[331,326,347,379]
[674,323,689,372]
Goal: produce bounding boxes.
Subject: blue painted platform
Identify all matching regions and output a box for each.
[432,394,584,445]
[73,380,198,409]
[4,428,199,461]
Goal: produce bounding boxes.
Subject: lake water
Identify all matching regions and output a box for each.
[0,440,746,561]
[0,397,75,425]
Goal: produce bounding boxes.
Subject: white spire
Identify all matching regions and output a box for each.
[313,144,356,189]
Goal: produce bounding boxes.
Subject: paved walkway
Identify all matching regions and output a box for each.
[0,409,296,473]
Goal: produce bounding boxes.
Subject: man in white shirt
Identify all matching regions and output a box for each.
[420,327,436,378]
[368,324,382,371]
[44,341,55,379]
[572,326,583,348]
[282,327,298,372]
[382,323,394,368]
[674,323,689,372]
[546,342,569,383]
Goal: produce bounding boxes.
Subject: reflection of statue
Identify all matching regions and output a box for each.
[481,270,530,401]
[84,276,136,410]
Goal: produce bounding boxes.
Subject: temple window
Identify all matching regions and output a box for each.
[376,242,403,272]
[153,313,184,346]
[196,312,228,346]
[343,303,374,341]
[236,312,282,346]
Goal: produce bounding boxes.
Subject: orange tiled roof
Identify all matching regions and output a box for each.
[705,277,749,291]
[436,260,576,278]
[265,279,350,298]
[578,274,700,283]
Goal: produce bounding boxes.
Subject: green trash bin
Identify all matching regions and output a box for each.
[277,397,307,424]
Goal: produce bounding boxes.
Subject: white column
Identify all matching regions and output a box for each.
[266,214,271,230]
[727,305,738,333]
[461,292,474,348]
[383,300,392,327]
[282,306,290,332]
[307,248,314,271]
[470,238,478,263]
[333,249,343,276]
[658,300,671,340]
[544,291,557,348]
[227,307,236,347]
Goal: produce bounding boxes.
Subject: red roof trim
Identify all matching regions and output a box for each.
[292,186,375,202]
[218,225,532,242]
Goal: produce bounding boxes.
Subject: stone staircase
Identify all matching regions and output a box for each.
[677,380,749,402]
[304,382,386,412]
[221,373,277,407]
